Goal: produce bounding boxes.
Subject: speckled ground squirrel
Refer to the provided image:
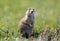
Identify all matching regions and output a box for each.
[18,8,35,38]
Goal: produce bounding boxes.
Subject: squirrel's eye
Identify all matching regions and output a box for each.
[28,15,31,17]
[31,11,33,14]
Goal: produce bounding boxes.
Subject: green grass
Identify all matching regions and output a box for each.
[0,0,60,41]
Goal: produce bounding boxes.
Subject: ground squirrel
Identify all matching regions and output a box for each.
[18,8,35,38]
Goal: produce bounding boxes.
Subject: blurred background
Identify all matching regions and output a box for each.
[0,0,60,41]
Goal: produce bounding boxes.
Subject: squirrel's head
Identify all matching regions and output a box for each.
[26,8,35,18]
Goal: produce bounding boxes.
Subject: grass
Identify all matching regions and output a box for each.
[0,0,60,41]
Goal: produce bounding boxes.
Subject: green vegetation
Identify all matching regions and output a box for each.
[0,0,60,41]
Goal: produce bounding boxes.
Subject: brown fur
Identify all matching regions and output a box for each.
[18,8,35,38]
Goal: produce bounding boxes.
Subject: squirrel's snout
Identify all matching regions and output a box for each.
[28,8,34,14]
[26,8,35,14]
[28,8,34,11]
